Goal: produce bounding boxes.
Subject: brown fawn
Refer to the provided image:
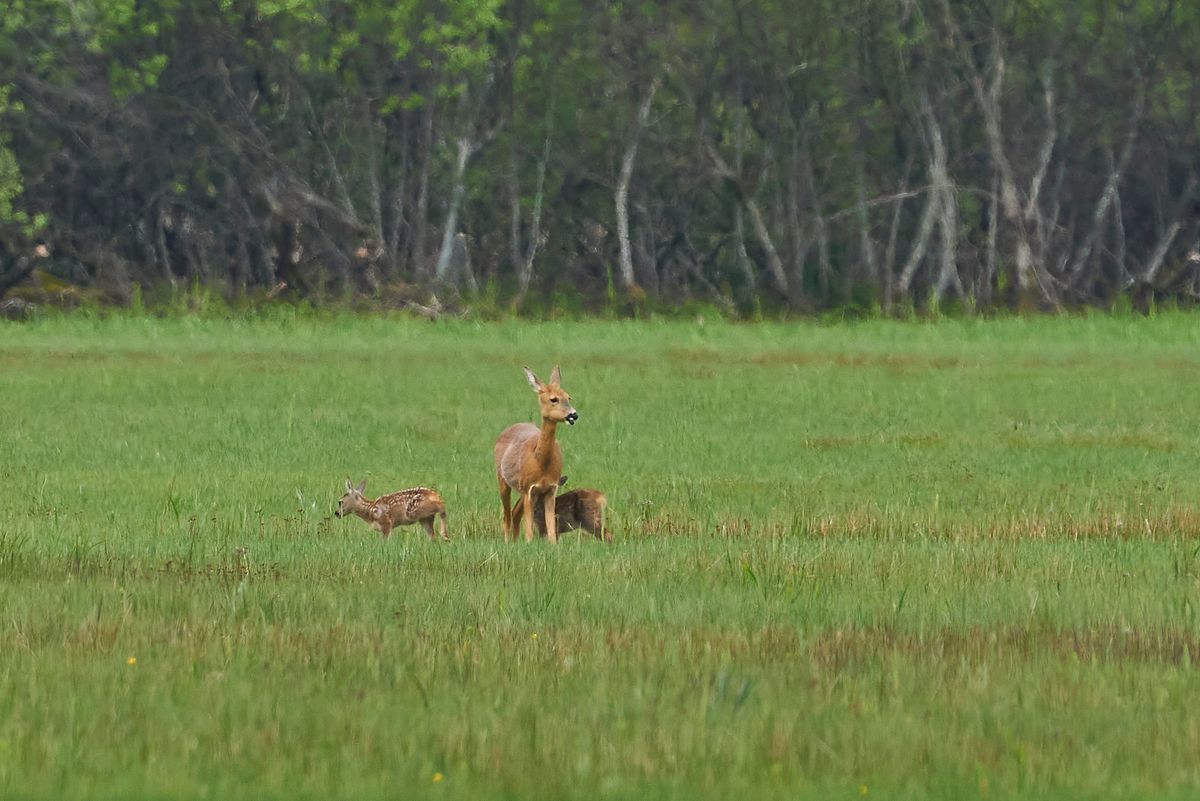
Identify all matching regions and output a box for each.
[493,365,578,543]
[514,475,612,542]
[335,479,449,541]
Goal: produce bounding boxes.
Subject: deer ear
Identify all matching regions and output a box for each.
[549,365,561,385]
[345,478,354,493]
[355,479,366,494]
[558,475,568,487]
[523,366,542,391]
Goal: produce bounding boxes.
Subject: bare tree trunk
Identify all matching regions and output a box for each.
[798,135,831,296]
[155,203,176,287]
[898,94,948,297]
[615,78,660,292]
[363,113,385,271]
[1024,65,1057,226]
[1142,174,1199,284]
[513,112,553,303]
[519,137,549,294]
[682,252,735,314]
[1111,186,1127,282]
[386,106,411,271]
[984,170,999,307]
[939,3,1056,305]
[411,101,435,279]
[306,97,358,222]
[854,148,878,289]
[508,140,523,283]
[1142,223,1182,287]
[450,232,478,294]
[434,137,477,285]
[704,141,788,295]
[742,194,788,295]
[1068,83,1145,282]
[732,108,756,294]
[882,154,913,312]
[786,129,808,297]
[897,187,939,294]
[919,94,961,300]
[1024,67,1058,279]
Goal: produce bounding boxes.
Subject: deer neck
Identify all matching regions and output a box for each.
[352,497,378,522]
[532,416,559,466]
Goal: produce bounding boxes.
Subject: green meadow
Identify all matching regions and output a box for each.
[2,312,1200,800]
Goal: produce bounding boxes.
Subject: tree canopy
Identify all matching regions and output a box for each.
[3,0,1200,313]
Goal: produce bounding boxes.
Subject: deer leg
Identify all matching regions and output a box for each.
[420,517,437,540]
[498,475,513,542]
[438,511,449,541]
[532,498,547,538]
[379,521,393,540]
[543,491,558,544]
[511,491,526,542]
[522,489,537,543]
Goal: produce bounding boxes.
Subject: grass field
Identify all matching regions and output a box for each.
[3,311,1200,799]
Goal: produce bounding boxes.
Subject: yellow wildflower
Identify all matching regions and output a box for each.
[859,785,868,796]
[432,772,444,783]
[126,657,137,666]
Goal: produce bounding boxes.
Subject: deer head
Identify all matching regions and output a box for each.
[524,365,578,425]
[336,478,367,518]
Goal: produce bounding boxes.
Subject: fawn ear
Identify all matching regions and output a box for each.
[549,365,562,385]
[345,478,354,493]
[354,479,366,494]
[558,475,568,487]
[523,366,542,391]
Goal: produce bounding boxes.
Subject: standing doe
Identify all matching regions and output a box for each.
[493,365,578,543]
[335,479,449,541]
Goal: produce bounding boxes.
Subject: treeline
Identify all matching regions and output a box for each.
[2,0,1200,314]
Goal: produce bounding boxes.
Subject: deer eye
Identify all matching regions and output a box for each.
[550,397,559,403]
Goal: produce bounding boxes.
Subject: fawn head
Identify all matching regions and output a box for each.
[524,365,578,425]
[336,478,367,517]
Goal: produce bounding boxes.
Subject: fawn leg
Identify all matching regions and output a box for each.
[420,517,436,540]
[437,511,449,541]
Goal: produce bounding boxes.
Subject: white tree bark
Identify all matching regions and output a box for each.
[1068,84,1144,280]
[704,141,788,294]
[509,126,552,299]
[1142,175,1199,284]
[615,78,660,290]
[939,1,1058,303]
[897,188,939,294]
[434,137,477,284]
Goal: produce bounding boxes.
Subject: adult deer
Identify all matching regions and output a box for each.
[494,365,578,543]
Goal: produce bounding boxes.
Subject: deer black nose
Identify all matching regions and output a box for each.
[566,411,578,425]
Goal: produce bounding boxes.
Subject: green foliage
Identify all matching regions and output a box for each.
[3,0,1200,311]
[3,315,1200,797]
[0,84,43,236]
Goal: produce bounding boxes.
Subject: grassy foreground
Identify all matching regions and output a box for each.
[2,311,1200,800]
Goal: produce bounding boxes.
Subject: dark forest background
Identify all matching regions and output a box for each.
[3,0,1200,315]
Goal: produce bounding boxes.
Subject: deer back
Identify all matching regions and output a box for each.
[374,487,444,524]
